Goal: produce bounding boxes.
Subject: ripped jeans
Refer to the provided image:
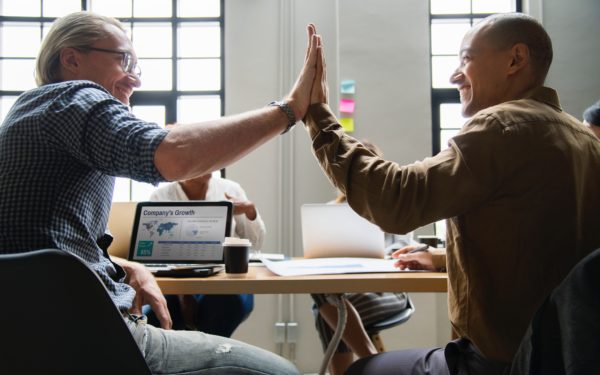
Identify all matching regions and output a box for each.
[125,314,299,375]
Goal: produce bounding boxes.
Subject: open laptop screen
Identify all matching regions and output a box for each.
[128,201,232,264]
[301,203,385,259]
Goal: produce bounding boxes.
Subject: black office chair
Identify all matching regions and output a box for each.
[509,248,600,375]
[0,249,152,375]
[365,295,415,352]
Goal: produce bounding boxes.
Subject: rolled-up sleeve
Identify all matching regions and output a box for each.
[43,84,168,184]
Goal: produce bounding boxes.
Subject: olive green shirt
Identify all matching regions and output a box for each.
[305,87,600,362]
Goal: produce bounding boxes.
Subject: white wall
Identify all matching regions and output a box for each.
[542,0,600,117]
[223,0,600,373]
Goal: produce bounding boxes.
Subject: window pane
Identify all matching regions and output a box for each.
[136,59,172,91]
[132,23,172,58]
[113,177,131,202]
[43,0,81,17]
[431,20,470,55]
[134,0,172,17]
[178,23,220,58]
[430,0,470,15]
[1,96,18,124]
[440,103,466,128]
[440,129,461,149]
[1,23,41,58]
[131,180,156,201]
[178,0,220,17]
[42,22,54,40]
[0,59,36,91]
[89,0,132,18]
[132,105,166,126]
[177,95,221,124]
[178,59,220,91]
[431,56,458,88]
[0,0,40,16]
[472,0,514,13]
[434,220,446,244]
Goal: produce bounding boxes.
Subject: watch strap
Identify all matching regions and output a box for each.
[269,100,297,134]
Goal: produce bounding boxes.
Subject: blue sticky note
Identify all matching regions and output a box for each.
[341,80,356,94]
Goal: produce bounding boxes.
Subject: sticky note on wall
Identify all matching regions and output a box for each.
[341,80,356,94]
[340,98,355,113]
[340,117,354,132]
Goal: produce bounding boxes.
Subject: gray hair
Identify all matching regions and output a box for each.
[35,11,126,86]
[479,13,553,86]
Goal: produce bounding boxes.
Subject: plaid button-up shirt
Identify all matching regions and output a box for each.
[0,80,168,310]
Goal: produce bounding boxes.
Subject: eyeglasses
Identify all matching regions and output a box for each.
[80,47,141,77]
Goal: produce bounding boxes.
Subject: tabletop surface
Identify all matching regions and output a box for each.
[156,264,448,295]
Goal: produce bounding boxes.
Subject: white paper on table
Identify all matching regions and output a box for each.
[261,257,409,276]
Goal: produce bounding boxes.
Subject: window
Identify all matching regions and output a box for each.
[429,0,521,238]
[0,0,224,201]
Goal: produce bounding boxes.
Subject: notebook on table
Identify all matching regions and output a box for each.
[127,201,232,276]
[300,203,386,259]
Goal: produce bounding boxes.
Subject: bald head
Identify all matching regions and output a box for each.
[476,13,553,86]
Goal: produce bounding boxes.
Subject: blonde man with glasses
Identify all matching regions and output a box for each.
[0,11,322,375]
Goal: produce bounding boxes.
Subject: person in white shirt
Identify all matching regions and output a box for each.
[151,172,266,249]
[144,172,266,336]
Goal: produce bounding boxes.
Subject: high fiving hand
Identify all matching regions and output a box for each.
[285,24,321,121]
[310,26,328,106]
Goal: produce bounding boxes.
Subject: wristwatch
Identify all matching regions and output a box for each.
[269,100,297,134]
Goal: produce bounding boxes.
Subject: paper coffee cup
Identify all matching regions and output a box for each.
[223,237,251,275]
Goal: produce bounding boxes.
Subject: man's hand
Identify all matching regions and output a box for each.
[115,258,173,329]
[311,30,328,105]
[285,24,320,121]
[225,192,257,221]
[392,245,437,271]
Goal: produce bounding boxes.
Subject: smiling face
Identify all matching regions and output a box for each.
[449,26,513,118]
[71,24,140,105]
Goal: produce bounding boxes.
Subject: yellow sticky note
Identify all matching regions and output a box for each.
[340,117,354,132]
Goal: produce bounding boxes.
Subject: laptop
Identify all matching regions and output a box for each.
[127,201,232,275]
[300,203,385,259]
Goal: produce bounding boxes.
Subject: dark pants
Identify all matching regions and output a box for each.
[144,293,254,337]
[345,338,508,375]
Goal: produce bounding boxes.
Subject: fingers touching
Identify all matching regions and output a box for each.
[312,34,329,105]
[286,24,322,121]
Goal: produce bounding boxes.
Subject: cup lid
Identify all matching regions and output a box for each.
[223,237,252,246]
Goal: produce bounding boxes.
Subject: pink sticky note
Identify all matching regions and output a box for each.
[340,98,355,113]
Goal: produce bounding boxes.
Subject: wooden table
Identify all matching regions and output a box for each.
[156,264,447,294]
[156,264,448,375]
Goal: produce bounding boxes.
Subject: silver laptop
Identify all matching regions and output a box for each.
[128,201,232,273]
[300,203,385,259]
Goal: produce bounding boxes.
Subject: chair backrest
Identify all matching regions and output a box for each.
[364,295,415,353]
[509,247,600,375]
[365,294,415,334]
[0,249,151,375]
